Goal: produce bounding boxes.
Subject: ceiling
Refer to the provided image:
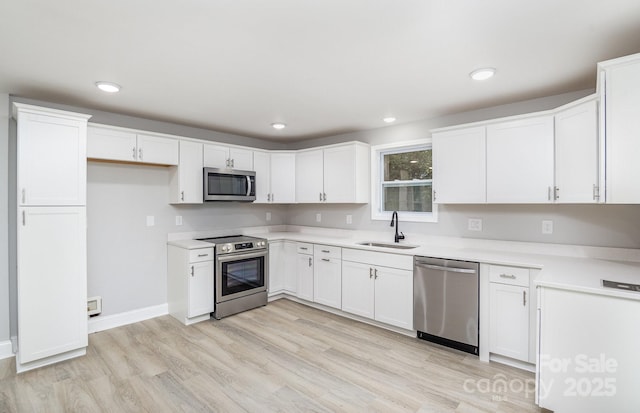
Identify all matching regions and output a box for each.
[1,1,640,141]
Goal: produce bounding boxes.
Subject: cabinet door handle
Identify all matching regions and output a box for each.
[323,192,327,202]
[132,147,136,160]
[267,193,271,202]
[593,184,599,201]
[369,267,373,278]
[197,253,209,257]
[500,273,516,279]
[321,250,330,253]
[138,147,143,160]
[433,190,437,202]
[523,290,527,306]
[547,186,551,201]
[190,266,194,276]
[271,193,274,202]
[300,247,308,250]
[231,159,235,168]
[308,257,312,267]
[22,210,25,226]
[319,192,323,201]
[321,258,330,262]
[554,186,559,201]
[21,188,25,204]
[181,191,184,201]
[374,268,378,279]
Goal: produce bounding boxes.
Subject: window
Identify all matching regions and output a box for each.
[371,141,437,223]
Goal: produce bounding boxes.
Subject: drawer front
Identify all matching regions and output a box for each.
[189,247,214,263]
[342,248,413,270]
[489,265,530,286]
[314,244,341,259]
[297,243,313,255]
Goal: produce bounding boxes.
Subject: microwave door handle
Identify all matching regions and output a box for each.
[246,176,252,197]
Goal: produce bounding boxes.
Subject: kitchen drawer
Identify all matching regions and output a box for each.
[314,244,341,259]
[297,243,313,254]
[189,247,214,263]
[489,265,530,287]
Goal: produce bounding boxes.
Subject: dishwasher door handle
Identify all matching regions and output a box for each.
[414,262,477,274]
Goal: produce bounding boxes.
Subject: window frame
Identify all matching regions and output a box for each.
[370,139,438,223]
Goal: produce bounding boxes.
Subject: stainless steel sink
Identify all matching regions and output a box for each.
[356,241,419,249]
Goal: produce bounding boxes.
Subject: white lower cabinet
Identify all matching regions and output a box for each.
[341,249,413,330]
[283,242,297,294]
[268,241,286,295]
[167,245,214,325]
[488,265,531,362]
[296,243,314,301]
[17,207,88,370]
[313,245,342,309]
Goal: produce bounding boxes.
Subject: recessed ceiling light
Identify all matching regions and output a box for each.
[271,123,286,130]
[469,68,496,81]
[383,117,396,123]
[410,160,418,164]
[95,81,121,93]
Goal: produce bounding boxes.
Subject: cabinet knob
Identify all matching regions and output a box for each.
[190,266,194,276]
[308,257,312,267]
[181,191,184,201]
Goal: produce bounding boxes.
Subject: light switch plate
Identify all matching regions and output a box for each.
[346,214,353,224]
[266,212,271,221]
[175,215,183,226]
[542,220,553,234]
[316,213,322,223]
[468,218,482,231]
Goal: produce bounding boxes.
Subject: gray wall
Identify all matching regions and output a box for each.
[0,94,9,342]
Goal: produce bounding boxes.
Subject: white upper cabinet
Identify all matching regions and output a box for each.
[432,126,486,203]
[296,149,324,202]
[87,125,178,166]
[486,115,554,203]
[15,103,91,206]
[554,96,600,203]
[254,150,296,203]
[169,140,203,204]
[203,143,253,170]
[599,53,640,203]
[296,142,369,203]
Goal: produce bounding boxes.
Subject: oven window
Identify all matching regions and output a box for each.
[221,256,265,296]
[207,174,248,196]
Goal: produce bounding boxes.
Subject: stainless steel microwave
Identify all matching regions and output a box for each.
[203,167,256,202]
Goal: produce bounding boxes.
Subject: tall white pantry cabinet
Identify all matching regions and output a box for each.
[13,103,91,372]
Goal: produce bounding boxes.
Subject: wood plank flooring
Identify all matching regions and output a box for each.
[0,299,542,412]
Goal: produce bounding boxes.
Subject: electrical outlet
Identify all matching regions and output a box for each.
[266,212,272,221]
[346,214,353,224]
[316,213,322,223]
[87,296,102,316]
[542,220,554,234]
[175,215,183,226]
[146,216,155,227]
[468,218,482,232]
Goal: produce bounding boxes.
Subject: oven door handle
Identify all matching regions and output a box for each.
[217,250,267,263]
[246,176,252,197]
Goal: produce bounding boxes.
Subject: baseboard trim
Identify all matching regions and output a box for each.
[88,303,168,334]
[0,339,14,360]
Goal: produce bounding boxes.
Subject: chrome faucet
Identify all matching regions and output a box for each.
[390,211,405,243]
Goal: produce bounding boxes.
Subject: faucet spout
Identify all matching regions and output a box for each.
[390,211,405,243]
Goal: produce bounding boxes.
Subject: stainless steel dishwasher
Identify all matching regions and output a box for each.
[414,256,479,355]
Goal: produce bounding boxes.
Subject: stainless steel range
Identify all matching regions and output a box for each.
[197,235,268,319]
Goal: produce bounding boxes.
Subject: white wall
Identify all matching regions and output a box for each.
[87,162,288,317]
[0,94,10,343]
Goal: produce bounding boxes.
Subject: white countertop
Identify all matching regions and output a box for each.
[168,225,640,301]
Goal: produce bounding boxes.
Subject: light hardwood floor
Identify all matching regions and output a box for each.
[0,299,542,412]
